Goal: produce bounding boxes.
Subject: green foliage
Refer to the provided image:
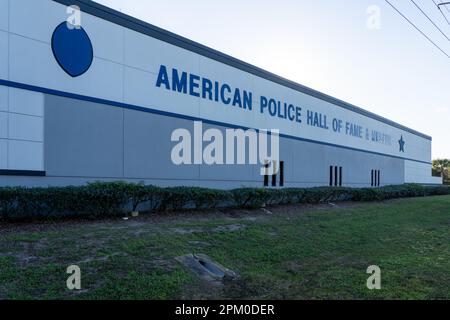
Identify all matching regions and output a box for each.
[230,188,271,208]
[1,182,450,222]
[267,188,306,205]
[432,159,450,183]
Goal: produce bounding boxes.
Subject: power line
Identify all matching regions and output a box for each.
[411,0,450,41]
[442,2,450,15]
[385,0,450,58]
[432,0,450,27]
[438,1,450,9]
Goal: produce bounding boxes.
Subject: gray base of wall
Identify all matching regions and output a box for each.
[1,93,413,189]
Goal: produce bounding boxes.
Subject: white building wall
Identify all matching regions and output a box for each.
[0,0,436,184]
[0,86,44,172]
[404,161,442,185]
[0,0,8,33]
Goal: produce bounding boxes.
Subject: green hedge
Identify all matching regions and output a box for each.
[0,182,449,222]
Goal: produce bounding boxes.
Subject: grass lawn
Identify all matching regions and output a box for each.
[0,195,449,300]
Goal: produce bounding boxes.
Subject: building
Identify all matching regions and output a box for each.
[0,0,441,188]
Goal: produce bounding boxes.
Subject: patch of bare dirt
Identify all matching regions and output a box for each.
[0,201,369,235]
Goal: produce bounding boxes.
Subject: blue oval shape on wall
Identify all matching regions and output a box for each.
[51,22,94,77]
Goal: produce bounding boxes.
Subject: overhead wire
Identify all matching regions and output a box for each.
[385,0,450,58]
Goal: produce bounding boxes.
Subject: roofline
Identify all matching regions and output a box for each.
[53,0,432,141]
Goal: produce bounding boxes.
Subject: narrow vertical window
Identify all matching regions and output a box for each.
[279,161,285,187]
[339,167,342,186]
[329,166,333,186]
[334,166,338,187]
[378,170,381,187]
[264,161,269,187]
[374,170,378,187]
[272,161,277,187]
[371,170,374,187]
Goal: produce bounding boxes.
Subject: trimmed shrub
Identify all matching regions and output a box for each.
[267,188,306,205]
[0,182,449,222]
[230,188,271,209]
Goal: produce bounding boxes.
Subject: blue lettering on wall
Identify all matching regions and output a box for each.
[307,110,329,130]
[346,122,363,138]
[232,89,242,108]
[259,96,301,123]
[202,78,213,100]
[189,74,200,97]
[155,65,397,148]
[156,65,170,89]
[333,118,343,132]
[214,81,220,102]
[156,65,253,111]
[173,69,188,94]
[243,91,252,110]
[221,84,231,105]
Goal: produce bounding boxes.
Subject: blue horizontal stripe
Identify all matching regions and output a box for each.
[0,79,432,165]
[0,170,46,177]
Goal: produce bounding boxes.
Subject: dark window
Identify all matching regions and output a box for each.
[264,162,269,187]
[279,161,285,187]
[339,167,343,186]
[374,170,380,187]
[371,170,374,187]
[334,166,338,186]
[272,161,277,187]
[329,166,333,186]
[378,170,381,187]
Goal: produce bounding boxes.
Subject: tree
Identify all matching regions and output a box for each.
[433,159,450,184]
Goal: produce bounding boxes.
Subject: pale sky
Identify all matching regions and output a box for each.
[95,0,450,159]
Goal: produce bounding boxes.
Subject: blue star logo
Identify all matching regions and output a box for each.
[399,135,405,153]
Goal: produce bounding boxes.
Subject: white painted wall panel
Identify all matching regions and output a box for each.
[156,41,200,76]
[10,0,124,63]
[0,139,7,169]
[9,34,54,86]
[404,160,437,184]
[9,0,63,43]
[9,34,124,102]
[9,88,44,116]
[8,140,43,171]
[83,13,124,64]
[124,66,200,117]
[124,29,156,73]
[124,28,200,75]
[429,176,443,184]
[0,86,7,112]
[198,56,256,125]
[0,0,8,32]
[8,114,43,142]
[0,30,8,80]
[74,57,124,102]
[0,111,7,138]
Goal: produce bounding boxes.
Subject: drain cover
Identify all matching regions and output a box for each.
[176,253,237,282]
